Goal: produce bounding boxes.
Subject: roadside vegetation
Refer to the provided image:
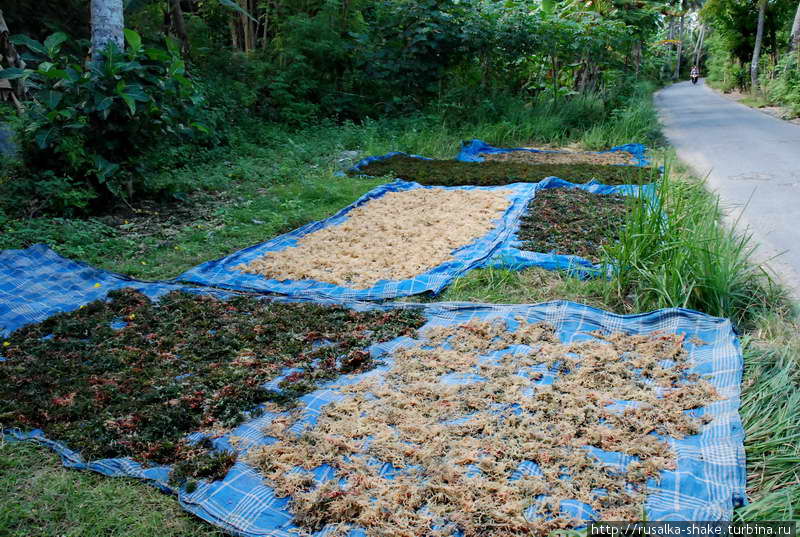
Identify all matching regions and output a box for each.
[701,0,800,117]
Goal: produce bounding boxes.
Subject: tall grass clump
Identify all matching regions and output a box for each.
[581,82,664,150]
[350,83,660,160]
[605,167,781,327]
[734,313,800,520]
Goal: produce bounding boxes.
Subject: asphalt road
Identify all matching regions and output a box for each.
[655,79,800,298]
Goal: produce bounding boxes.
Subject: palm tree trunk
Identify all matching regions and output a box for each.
[662,17,675,79]
[91,0,124,61]
[693,24,706,68]
[791,0,800,52]
[674,13,685,79]
[751,0,766,92]
[633,39,642,78]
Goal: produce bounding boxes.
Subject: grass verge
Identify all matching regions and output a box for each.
[0,441,225,537]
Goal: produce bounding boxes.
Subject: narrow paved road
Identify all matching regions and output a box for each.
[655,80,800,298]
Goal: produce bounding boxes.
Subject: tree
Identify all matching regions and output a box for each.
[750,0,766,91]
[674,10,685,78]
[693,24,706,67]
[91,0,124,61]
[169,0,190,54]
[791,0,800,52]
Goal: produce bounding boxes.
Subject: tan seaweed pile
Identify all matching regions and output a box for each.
[236,188,513,289]
[247,320,718,537]
[484,149,636,166]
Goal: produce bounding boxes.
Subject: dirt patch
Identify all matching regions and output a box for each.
[483,148,636,166]
[248,319,718,536]
[517,188,630,263]
[0,289,424,487]
[351,155,653,187]
[237,188,513,288]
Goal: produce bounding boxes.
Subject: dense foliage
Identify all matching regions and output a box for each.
[0,289,423,477]
[702,0,800,112]
[350,154,655,186]
[0,0,674,215]
[1,31,209,213]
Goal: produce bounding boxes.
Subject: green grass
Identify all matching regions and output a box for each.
[0,442,224,537]
[607,167,782,327]
[734,312,800,520]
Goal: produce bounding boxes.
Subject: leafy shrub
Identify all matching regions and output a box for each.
[763,54,800,115]
[0,30,208,214]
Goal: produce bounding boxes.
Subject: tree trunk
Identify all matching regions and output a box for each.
[169,0,190,55]
[91,0,124,61]
[633,39,642,78]
[261,0,270,49]
[0,9,25,103]
[790,1,800,52]
[674,13,685,80]
[693,25,706,68]
[229,16,240,50]
[662,17,675,79]
[240,0,256,52]
[751,0,766,92]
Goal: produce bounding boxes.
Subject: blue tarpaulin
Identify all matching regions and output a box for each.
[0,248,746,535]
[177,179,537,301]
[456,139,651,167]
[482,176,658,275]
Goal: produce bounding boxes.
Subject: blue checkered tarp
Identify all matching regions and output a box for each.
[456,139,651,167]
[0,244,188,338]
[0,251,746,534]
[177,180,537,301]
[482,177,658,275]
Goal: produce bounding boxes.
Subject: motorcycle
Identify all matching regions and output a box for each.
[691,74,699,85]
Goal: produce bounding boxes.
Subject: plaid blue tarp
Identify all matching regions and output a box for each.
[0,244,189,338]
[0,250,746,534]
[177,180,537,301]
[456,139,651,167]
[482,177,658,275]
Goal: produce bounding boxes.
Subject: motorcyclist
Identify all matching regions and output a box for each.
[690,65,700,84]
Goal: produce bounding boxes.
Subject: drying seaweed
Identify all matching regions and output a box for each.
[483,148,635,166]
[350,155,653,186]
[237,188,512,288]
[248,319,718,537]
[517,188,631,263]
[0,289,424,481]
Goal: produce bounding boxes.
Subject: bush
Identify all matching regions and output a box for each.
[763,53,800,115]
[0,31,209,214]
